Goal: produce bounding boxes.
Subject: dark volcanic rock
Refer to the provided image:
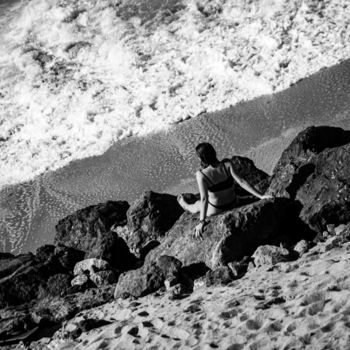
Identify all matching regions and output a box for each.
[229,155,271,195]
[0,253,35,280]
[126,191,184,254]
[55,200,130,253]
[205,266,235,287]
[297,143,350,232]
[146,198,307,269]
[268,126,350,198]
[54,245,85,272]
[0,264,50,308]
[114,255,182,299]
[45,273,72,296]
[85,231,137,271]
[36,245,55,263]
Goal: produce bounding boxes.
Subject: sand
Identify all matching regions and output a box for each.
[43,236,350,350]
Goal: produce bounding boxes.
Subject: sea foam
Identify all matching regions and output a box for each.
[0,0,349,188]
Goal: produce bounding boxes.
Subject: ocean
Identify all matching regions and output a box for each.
[0,0,350,253]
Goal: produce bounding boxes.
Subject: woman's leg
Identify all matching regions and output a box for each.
[177,195,201,213]
[177,195,221,216]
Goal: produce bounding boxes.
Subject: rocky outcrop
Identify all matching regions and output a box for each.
[85,231,137,271]
[146,198,305,269]
[252,245,290,267]
[114,255,183,299]
[55,201,138,270]
[126,191,184,255]
[296,143,350,232]
[229,155,271,195]
[72,258,118,290]
[55,200,130,254]
[268,126,350,198]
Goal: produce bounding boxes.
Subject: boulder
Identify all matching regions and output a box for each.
[54,245,85,272]
[85,231,137,271]
[114,255,182,299]
[90,270,118,287]
[55,200,130,253]
[73,258,110,276]
[0,253,35,280]
[268,126,350,198]
[252,245,290,267]
[296,143,350,232]
[205,266,235,287]
[45,273,72,296]
[36,245,55,263]
[0,263,52,308]
[126,191,184,255]
[229,155,271,195]
[146,198,305,269]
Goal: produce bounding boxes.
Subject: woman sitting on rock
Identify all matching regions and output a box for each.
[177,142,272,238]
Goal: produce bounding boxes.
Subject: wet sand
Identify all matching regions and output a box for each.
[1,59,350,253]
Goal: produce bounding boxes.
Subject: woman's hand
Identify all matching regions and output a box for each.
[193,222,205,239]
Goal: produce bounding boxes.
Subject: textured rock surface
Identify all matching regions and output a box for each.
[146,198,304,269]
[252,245,290,267]
[229,155,271,196]
[85,231,137,271]
[268,126,350,198]
[114,256,182,299]
[127,191,184,254]
[73,259,110,276]
[55,201,130,253]
[205,266,235,287]
[297,143,350,232]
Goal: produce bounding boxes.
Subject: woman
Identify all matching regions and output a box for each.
[177,143,272,238]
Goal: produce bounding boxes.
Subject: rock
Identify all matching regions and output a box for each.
[296,143,350,232]
[90,270,118,286]
[71,274,90,288]
[293,240,309,257]
[36,245,55,263]
[55,200,130,253]
[0,264,52,308]
[54,245,85,272]
[114,255,182,299]
[0,253,35,280]
[323,236,343,252]
[146,198,305,269]
[229,155,271,195]
[268,126,350,198]
[205,266,235,287]
[167,283,192,300]
[85,231,137,271]
[252,245,290,267]
[73,258,110,276]
[45,273,72,296]
[126,191,184,254]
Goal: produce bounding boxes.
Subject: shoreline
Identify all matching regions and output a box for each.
[1,58,350,254]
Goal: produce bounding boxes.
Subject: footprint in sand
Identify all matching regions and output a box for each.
[245,318,263,331]
[225,344,244,350]
[219,309,238,320]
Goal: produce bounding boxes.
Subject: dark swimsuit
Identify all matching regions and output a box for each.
[200,161,237,210]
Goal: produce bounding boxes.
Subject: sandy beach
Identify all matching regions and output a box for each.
[46,233,350,350]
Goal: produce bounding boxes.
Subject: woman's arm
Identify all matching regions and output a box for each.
[196,171,209,221]
[226,161,271,199]
[194,171,209,238]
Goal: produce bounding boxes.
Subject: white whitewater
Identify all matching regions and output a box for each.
[0,0,350,189]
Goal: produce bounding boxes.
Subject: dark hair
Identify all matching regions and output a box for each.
[195,143,218,167]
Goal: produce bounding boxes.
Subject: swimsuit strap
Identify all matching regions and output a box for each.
[200,170,214,186]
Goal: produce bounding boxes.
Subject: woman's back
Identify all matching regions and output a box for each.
[200,160,236,207]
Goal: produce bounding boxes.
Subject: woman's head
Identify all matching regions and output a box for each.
[195,143,218,167]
